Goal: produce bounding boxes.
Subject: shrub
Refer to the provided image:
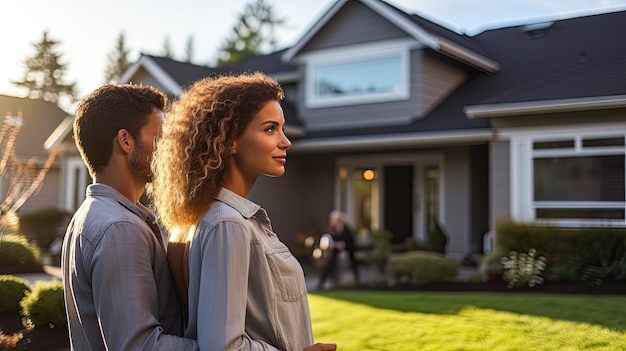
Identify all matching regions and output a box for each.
[495,220,626,283]
[365,229,393,266]
[18,207,70,249]
[427,221,448,254]
[495,220,626,267]
[501,248,547,288]
[0,275,31,312]
[388,250,458,285]
[20,280,66,329]
[480,247,509,282]
[0,234,42,273]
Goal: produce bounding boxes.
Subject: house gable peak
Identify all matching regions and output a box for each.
[282,0,499,73]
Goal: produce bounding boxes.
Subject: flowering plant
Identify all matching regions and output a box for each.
[501,248,547,288]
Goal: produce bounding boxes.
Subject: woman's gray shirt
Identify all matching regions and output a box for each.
[62,183,198,350]
[185,188,314,350]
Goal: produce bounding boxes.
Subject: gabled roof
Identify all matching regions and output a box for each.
[119,54,217,95]
[282,0,500,73]
[0,95,69,157]
[121,50,299,95]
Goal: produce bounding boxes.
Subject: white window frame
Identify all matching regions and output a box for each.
[63,157,89,212]
[302,39,416,109]
[508,124,626,227]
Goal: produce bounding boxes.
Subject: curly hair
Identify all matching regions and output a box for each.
[74,84,167,177]
[148,72,284,233]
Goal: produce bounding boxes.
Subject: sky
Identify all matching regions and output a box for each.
[1,0,626,113]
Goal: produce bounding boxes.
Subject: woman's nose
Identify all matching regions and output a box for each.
[280,133,292,149]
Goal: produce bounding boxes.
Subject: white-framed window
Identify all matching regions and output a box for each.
[304,40,413,108]
[510,128,626,226]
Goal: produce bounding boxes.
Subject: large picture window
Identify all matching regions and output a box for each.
[530,135,625,223]
[315,56,403,98]
[305,44,410,108]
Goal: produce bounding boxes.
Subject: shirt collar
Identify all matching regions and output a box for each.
[216,188,263,220]
[86,183,154,222]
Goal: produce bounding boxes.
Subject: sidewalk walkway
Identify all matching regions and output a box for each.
[14,265,62,285]
[305,263,479,291]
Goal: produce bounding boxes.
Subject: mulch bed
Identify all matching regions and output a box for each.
[0,311,68,351]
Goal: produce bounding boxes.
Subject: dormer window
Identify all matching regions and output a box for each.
[304,41,412,108]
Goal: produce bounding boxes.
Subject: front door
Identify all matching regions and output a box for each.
[383,165,413,244]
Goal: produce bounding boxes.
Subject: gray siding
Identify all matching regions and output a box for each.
[302,1,408,52]
[248,154,335,247]
[420,52,467,115]
[492,108,626,129]
[19,167,62,214]
[443,147,471,259]
[469,145,489,253]
[490,141,511,231]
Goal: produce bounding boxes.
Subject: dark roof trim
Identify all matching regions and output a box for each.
[290,129,493,154]
[438,38,499,73]
[465,95,626,118]
[283,0,499,73]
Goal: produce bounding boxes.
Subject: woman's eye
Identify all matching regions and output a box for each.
[266,126,275,133]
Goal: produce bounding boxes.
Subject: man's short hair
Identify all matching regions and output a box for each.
[73,84,167,177]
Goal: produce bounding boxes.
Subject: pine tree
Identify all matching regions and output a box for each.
[104,31,132,84]
[216,0,285,66]
[12,30,76,106]
[184,34,195,63]
[162,35,174,59]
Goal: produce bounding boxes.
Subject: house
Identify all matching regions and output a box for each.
[50,0,626,261]
[0,95,71,215]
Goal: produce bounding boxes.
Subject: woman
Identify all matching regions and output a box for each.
[149,72,337,351]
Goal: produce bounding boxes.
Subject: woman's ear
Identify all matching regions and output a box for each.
[230,141,237,155]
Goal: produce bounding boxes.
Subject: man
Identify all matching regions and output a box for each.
[61,84,198,350]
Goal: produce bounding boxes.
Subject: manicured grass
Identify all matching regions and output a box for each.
[309,291,626,351]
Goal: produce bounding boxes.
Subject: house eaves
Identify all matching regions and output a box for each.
[290,129,493,154]
[45,116,73,150]
[465,95,626,119]
[282,0,499,73]
[118,55,183,96]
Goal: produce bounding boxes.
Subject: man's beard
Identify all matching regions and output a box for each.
[129,142,153,184]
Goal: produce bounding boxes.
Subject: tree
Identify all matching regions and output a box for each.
[12,30,76,107]
[216,0,285,66]
[104,31,132,84]
[0,112,58,234]
[184,34,195,63]
[162,35,174,59]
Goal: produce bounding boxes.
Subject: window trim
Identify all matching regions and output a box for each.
[509,127,626,227]
[303,40,415,109]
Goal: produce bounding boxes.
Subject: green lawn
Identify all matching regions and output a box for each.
[309,291,626,351]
